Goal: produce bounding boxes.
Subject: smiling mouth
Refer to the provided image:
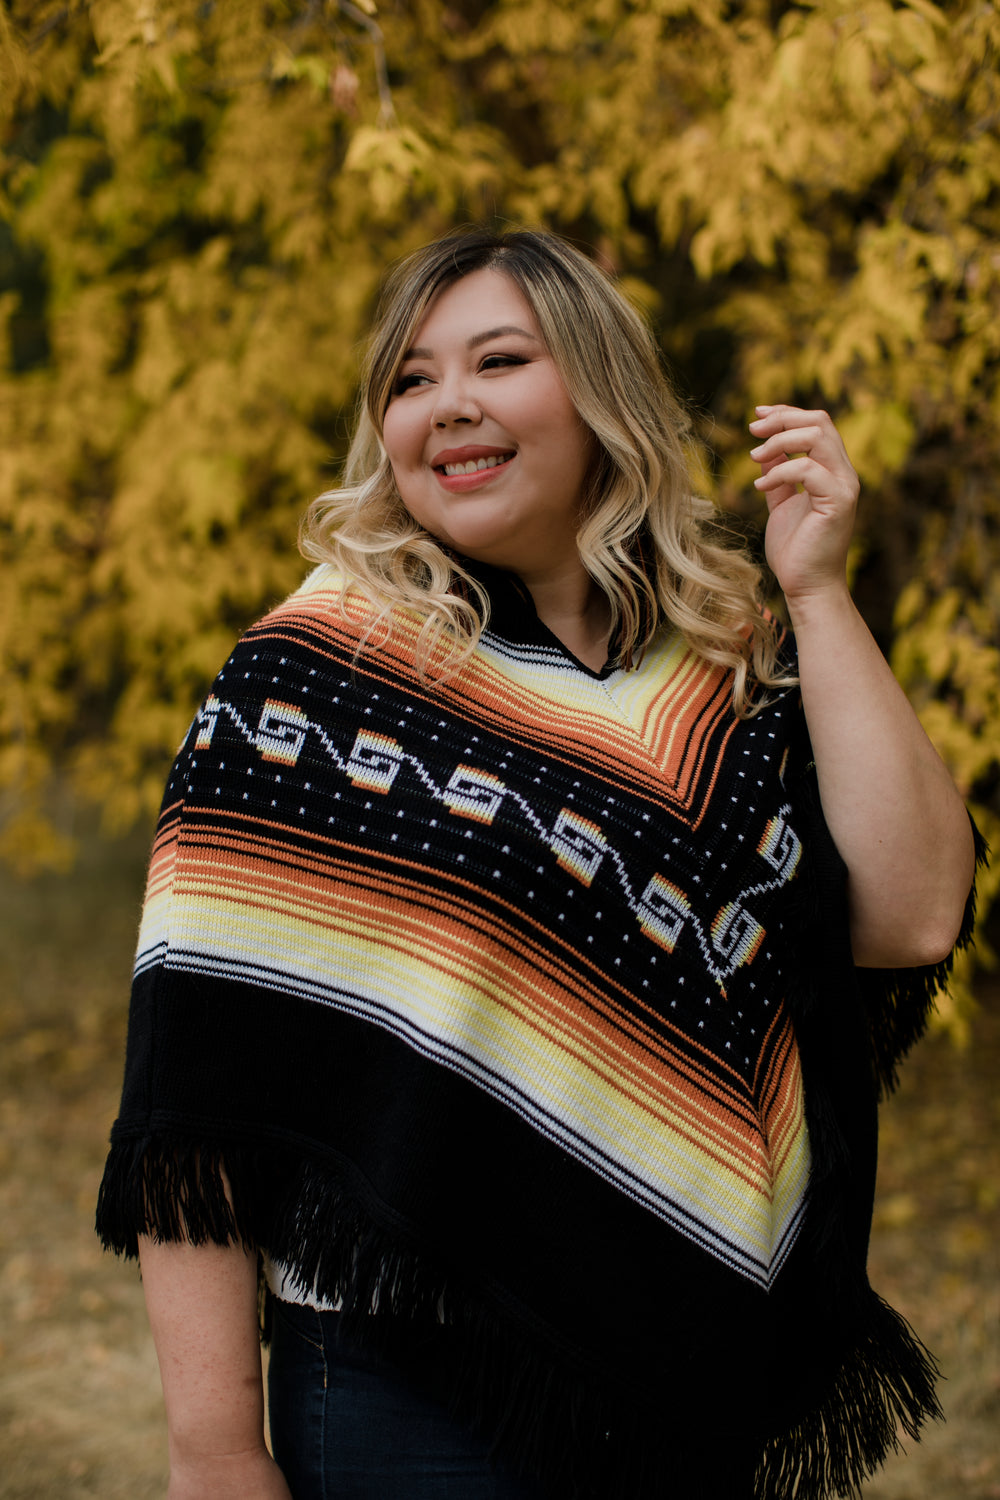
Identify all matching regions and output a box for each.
[436,452,515,477]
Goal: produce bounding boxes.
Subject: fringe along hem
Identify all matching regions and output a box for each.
[96,1135,943,1500]
[754,1295,942,1500]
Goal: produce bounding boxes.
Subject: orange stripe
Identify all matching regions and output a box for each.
[168,829,794,1186]
[248,597,741,809]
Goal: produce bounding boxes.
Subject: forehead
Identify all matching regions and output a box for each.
[409,268,539,346]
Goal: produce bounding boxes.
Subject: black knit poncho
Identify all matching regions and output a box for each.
[97,562,983,1499]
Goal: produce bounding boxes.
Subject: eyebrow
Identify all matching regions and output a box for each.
[401,325,540,361]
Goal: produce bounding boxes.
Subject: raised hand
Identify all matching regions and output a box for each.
[749,404,860,605]
[746,403,973,968]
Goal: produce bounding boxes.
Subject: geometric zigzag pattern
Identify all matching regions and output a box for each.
[136,571,812,1287]
[186,689,802,988]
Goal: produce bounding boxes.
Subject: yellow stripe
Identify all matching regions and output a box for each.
[168,873,809,1271]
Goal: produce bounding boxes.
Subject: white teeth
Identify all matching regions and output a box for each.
[442,454,511,476]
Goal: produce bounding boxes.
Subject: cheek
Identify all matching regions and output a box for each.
[381,416,401,469]
[523,381,590,467]
[382,406,420,471]
[383,435,428,517]
[548,412,595,483]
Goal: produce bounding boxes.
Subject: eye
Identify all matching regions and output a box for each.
[480,353,528,372]
[391,371,433,395]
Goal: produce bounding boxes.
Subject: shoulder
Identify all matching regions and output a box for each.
[167,570,367,778]
[247,565,371,649]
[212,566,399,686]
[179,567,435,768]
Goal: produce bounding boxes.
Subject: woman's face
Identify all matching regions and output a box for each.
[382,268,594,581]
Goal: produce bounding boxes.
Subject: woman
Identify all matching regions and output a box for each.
[97,228,978,1500]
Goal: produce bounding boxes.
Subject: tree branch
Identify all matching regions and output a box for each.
[337,0,396,126]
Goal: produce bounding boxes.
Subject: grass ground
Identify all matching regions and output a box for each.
[0,829,997,1498]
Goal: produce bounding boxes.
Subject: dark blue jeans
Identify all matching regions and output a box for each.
[267,1300,540,1500]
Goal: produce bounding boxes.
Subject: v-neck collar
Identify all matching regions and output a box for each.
[454,556,623,680]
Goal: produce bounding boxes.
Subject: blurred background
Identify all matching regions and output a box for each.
[0,2,997,1494]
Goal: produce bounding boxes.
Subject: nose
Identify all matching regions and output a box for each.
[431,371,481,429]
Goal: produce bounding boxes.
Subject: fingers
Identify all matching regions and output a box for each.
[749,404,858,501]
[753,454,821,498]
[750,403,835,434]
[749,407,837,463]
[750,424,823,466]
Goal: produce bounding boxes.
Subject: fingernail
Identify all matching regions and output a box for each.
[749,444,764,457]
[753,476,765,488]
[755,405,773,414]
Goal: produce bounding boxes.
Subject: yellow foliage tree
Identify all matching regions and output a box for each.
[1,0,997,1015]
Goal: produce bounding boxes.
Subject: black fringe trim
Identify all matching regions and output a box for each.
[98,1135,944,1500]
[756,1293,942,1500]
[856,815,990,1098]
[95,1133,259,1256]
[268,1158,451,1331]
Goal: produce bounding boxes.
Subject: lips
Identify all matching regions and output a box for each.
[431,445,516,474]
[429,444,516,492]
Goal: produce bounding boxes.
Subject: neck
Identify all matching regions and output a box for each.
[516,563,612,673]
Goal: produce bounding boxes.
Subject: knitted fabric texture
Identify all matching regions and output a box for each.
[97,562,981,1500]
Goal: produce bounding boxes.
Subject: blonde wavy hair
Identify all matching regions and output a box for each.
[302,227,795,715]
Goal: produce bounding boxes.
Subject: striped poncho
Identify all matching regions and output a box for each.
[97,561,970,1499]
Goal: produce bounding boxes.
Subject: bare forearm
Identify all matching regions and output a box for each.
[788,584,975,966]
[139,1236,290,1499]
